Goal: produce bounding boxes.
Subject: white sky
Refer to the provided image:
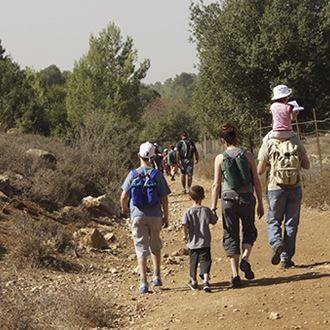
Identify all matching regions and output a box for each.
[0,0,216,83]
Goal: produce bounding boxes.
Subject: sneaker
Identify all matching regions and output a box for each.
[231,276,242,288]
[271,244,284,265]
[153,278,163,287]
[240,259,255,280]
[203,282,211,293]
[182,189,187,194]
[139,283,149,294]
[171,176,175,181]
[280,260,295,269]
[188,281,198,291]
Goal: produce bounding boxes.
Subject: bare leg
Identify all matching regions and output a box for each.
[181,174,186,191]
[151,251,161,279]
[138,256,148,282]
[187,175,193,189]
[230,255,240,277]
[242,243,252,262]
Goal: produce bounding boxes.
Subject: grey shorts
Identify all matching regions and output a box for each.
[180,158,194,176]
[131,217,163,258]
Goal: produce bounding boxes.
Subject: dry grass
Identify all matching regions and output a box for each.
[11,215,78,271]
[0,288,117,329]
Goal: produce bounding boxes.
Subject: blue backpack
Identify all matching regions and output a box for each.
[130,168,161,209]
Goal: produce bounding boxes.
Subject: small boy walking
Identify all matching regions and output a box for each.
[182,185,218,292]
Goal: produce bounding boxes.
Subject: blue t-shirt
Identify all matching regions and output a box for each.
[121,166,171,218]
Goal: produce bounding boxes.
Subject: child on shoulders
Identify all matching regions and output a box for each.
[264,84,303,142]
[182,185,218,292]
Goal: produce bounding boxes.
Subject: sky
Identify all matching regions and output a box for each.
[0,0,216,83]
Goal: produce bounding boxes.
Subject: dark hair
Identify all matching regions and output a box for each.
[181,132,188,138]
[219,123,238,146]
[189,185,205,201]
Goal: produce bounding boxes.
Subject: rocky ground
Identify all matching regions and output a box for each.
[0,176,329,329]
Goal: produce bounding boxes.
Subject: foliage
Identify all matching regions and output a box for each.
[140,98,199,143]
[66,22,150,126]
[191,0,330,147]
[150,72,198,104]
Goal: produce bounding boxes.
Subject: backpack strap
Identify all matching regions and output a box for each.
[149,168,159,180]
[131,169,139,179]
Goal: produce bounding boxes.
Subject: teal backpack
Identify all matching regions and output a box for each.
[222,150,253,190]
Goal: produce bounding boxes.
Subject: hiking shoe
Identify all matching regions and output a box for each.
[231,276,242,289]
[139,284,149,294]
[188,281,198,291]
[171,176,175,181]
[153,278,163,287]
[240,259,255,280]
[280,260,295,269]
[182,189,187,194]
[271,244,284,265]
[203,282,211,293]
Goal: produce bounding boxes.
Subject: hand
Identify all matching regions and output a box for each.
[257,203,264,219]
[182,235,187,242]
[162,217,169,228]
[121,207,129,218]
[195,159,199,165]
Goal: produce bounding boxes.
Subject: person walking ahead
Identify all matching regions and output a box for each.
[211,124,264,288]
[257,132,310,268]
[176,132,199,194]
[120,142,171,294]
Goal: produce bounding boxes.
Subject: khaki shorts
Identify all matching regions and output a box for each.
[131,217,163,258]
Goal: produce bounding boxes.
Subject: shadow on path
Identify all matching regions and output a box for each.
[294,261,329,269]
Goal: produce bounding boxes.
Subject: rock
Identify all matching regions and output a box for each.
[80,228,108,249]
[104,232,116,243]
[6,128,22,135]
[171,248,189,257]
[26,149,57,169]
[81,194,112,215]
[269,312,281,320]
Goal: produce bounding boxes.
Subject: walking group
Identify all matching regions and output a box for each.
[120,85,310,294]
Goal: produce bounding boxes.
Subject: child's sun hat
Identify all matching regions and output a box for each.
[272,85,292,101]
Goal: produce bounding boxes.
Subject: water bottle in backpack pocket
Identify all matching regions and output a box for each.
[130,169,160,209]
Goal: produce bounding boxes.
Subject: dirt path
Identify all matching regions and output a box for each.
[127,177,330,330]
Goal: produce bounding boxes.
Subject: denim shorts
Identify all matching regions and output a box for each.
[180,158,194,175]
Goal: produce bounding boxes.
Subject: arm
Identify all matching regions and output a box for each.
[257,159,268,175]
[246,152,264,219]
[193,143,199,164]
[211,154,223,211]
[120,191,130,216]
[300,153,310,170]
[182,224,188,241]
[162,195,169,228]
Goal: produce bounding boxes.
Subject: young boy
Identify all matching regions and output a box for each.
[182,185,218,292]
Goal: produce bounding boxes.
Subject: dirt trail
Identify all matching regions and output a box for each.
[127,177,330,330]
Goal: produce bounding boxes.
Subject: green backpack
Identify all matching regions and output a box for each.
[222,150,253,190]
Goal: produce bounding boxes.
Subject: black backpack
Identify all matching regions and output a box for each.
[179,139,195,159]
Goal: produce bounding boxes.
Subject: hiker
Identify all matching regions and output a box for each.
[257,126,310,268]
[167,145,178,181]
[264,84,303,142]
[176,132,199,194]
[152,143,164,173]
[163,148,171,176]
[211,124,264,288]
[120,142,171,294]
[182,185,218,292]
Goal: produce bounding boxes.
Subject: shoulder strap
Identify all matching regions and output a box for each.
[131,169,140,178]
[149,168,159,179]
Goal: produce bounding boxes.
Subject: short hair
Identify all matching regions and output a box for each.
[219,123,238,145]
[181,132,188,138]
[189,185,205,201]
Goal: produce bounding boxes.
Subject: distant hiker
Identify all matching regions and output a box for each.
[258,128,310,269]
[167,145,178,181]
[176,132,199,194]
[182,185,218,292]
[211,124,264,288]
[152,143,164,173]
[120,142,171,294]
[265,85,303,141]
[163,148,171,176]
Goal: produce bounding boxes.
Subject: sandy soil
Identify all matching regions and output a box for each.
[0,177,329,329]
[128,177,330,330]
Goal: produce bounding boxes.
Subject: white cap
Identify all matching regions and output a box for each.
[272,85,292,101]
[139,142,155,159]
